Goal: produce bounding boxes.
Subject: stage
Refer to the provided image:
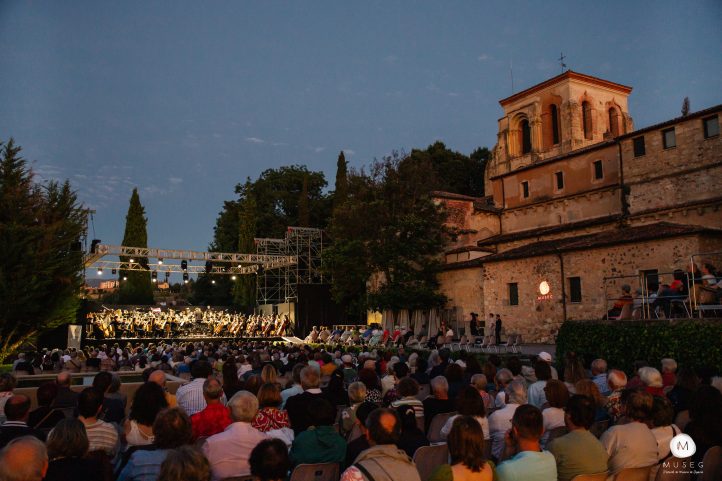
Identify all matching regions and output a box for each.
[82,335,305,347]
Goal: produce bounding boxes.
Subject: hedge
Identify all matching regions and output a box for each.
[556,319,722,375]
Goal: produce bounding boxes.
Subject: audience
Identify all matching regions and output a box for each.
[44,418,105,481]
[0,436,49,481]
[0,374,17,421]
[289,398,346,467]
[344,401,376,466]
[148,370,177,408]
[158,445,211,481]
[489,379,526,461]
[591,359,610,396]
[27,382,64,430]
[250,438,291,481]
[604,369,627,422]
[124,382,169,447]
[176,361,215,416]
[395,404,429,458]
[638,367,665,397]
[285,366,326,435]
[202,391,268,479]
[358,368,383,403]
[496,404,557,481]
[77,387,120,459]
[429,415,494,481]
[493,368,513,408]
[683,384,722,464]
[0,395,45,448]
[540,379,568,447]
[93,371,125,424]
[52,371,79,409]
[190,378,232,440]
[340,408,422,481]
[548,395,608,481]
[528,360,551,409]
[574,380,609,422]
[340,381,367,436]
[440,385,489,440]
[423,375,455,431]
[390,377,424,417]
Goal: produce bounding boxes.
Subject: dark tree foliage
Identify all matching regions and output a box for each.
[233,181,257,311]
[406,142,490,197]
[0,139,85,361]
[334,151,348,207]
[297,174,310,228]
[118,188,154,305]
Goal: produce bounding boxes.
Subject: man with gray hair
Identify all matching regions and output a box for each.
[285,366,325,435]
[422,375,454,431]
[203,391,268,480]
[0,436,48,481]
[494,368,514,409]
[190,378,232,440]
[591,359,610,396]
[489,379,528,460]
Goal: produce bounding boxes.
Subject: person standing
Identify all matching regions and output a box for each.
[495,315,502,346]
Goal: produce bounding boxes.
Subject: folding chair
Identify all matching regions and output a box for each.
[289,463,340,481]
[427,411,457,443]
[412,443,449,481]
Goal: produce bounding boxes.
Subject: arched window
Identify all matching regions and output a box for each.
[521,119,531,154]
[550,104,560,145]
[582,101,592,140]
[608,107,620,137]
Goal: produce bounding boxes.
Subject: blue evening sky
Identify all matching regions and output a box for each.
[1,1,721,253]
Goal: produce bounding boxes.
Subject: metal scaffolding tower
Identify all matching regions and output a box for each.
[255,227,325,305]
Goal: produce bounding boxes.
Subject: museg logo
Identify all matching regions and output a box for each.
[670,434,696,458]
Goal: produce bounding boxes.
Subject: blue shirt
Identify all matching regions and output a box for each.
[496,450,557,481]
[117,449,169,481]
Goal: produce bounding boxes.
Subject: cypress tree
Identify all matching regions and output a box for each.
[118,188,154,304]
[297,174,310,227]
[334,151,348,207]
[233,181,257,311]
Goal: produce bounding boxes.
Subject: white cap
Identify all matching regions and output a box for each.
[539,351,553,362]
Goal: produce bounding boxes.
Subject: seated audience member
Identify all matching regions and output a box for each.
[604,369,628,422]
[340,408,422,481]
[649,396,680,480]
[285,366,326,435]
[429,415,494,481]
[538,351,558,380]
[390,377,424,417]
[0,395,45,448]
[77,387,120,459]
[323,367,350,406]
[411,357,430,385]
[289,398,346,467]
[527,360,551,409]
[423,375,455,432]
[176,360,215,416]
[607,284,633,318]
[280,363,304,409]
[489,380,527,461]
[118,408,193,481]
[590,359,610,396]
[600,389,658,476]
[203,391,268,480]
[430,348,452,378]
[493,368,513,409]
[340,381,367,436]
[221,361,244,400]
[358,368,383,404]
[124,381,169,447]
[626,361,648,389]
[441,386,489,440]
[574,380,609,422]
[667,367,699,414]
[684,385,722,464]
[190,378,232,440]
[470,374,493,411]
[660,358,677,389]
[250,438,291,481]
[345,401,377,466]
[252,383,292,446]
[0,436,49,481]
[496,404,557,481]
[548,395,609,481]
[52,371,79,409]
[148,370,177,408]
[0,374,17,420]
[27,382,64,430]
[105,374,128,408]
[44,418,105,481]
[93,371,125,424]
[395,405,429,458]
[563,353,587,394]
[638,367,665,397]
[445,363,465,401]
[158,445,211,481]
[541,379,569,448]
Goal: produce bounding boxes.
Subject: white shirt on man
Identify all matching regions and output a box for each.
[489,403,520,460]
[202,422,268,480]
[600,421,658,475]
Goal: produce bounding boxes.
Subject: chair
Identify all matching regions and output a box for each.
[510,334,522,353]
[612,466,652,481]
[413,443,449,481]
[654,455,691,481]
[415,415,425,432]
[700,446,722,481]
[289,462,340,481]
[427,412,457,443]
[571,473,608,481]
[590,419,610,438]
[416,384,431,401]
[346,423,364,442]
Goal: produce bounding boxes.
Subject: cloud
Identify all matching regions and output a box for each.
[314,146,325,153]
[212,133,222,139]
[245,137,265,144]
[168,176,183,185]
[384,54,398,64]
[477,53,490,61]
[343,149,355,156]
[447,92,460,97]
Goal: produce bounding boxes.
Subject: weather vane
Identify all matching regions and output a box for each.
[559,52,567,73]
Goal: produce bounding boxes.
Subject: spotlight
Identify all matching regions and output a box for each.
[181,260,188,271]
[231,275,237,280]
[237,264,242,268]
[183,272,189,283]
[211,279,216,284]
[97,268,103,276]
[184,279,189,284]
[129,258,135,263]
[123,276,128,281]
[158,258,163,265]
[152,271,158,283]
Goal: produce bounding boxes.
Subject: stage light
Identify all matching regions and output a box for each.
[90,239,101,253]
[129,258,135,263]
[158,258,163,265]
[111,268,117,275]
[123,276,128,281]
[152,271,158,283]
[211,279,216,284]
[205,261,213,273]
[231,275,237,280]
[237,264,242,268]
[97,268,103,276]
[181,260,188,271]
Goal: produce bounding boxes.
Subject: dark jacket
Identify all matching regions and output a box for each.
[289,425,347,467]
[285,390,326,435]
[53,386,79,409]
[0,422,46,449]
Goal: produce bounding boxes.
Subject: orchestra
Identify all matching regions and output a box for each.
[85,307,293,340]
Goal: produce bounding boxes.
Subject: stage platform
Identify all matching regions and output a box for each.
[82,335,290,346]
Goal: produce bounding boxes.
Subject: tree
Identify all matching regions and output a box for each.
[0,139,85,361]
[334,151,348,207]
[118,188,154,304]
[297,174,310,228]
[404,142,490,197]
[682,97,690,117]
[233,181,257,311]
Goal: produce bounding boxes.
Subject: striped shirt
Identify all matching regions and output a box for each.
[391,397,425,417]
[176,378,226,416]
[83,418,119,458]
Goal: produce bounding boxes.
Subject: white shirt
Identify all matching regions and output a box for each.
[176,378,226,416]
[203,422,268,481]
[440,414,489,440]
[600,421,659,475]
[280,384,303,409]
[528,381,548,409]
[489,403,520,460]
[541,407,566,447]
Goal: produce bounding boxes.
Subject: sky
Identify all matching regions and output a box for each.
[1,1,721,255]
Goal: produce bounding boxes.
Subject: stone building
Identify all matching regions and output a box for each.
[436,70,722,342]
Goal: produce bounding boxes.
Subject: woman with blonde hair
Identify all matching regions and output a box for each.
[574,379,609,422]
[261,364,279,386]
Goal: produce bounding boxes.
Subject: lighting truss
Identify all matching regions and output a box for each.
[93,261,259,275]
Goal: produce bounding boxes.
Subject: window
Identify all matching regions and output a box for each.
[703,115,719,138]
[508,283,519,306]
[662,128,676,149]
[550,104,560,145]
[608,108,620,137]
[593,160,604,180]
[521,181,529,199]
[555,171,564,191]
[633,136,646,157]
[582,101,593,140]
[568,277,582,303]
[521,119,532,154]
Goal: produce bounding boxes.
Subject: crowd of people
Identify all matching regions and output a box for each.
[1,340,721,481]
[87,308,293,340]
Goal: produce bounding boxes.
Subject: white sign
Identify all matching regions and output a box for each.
[670,433,696,458]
